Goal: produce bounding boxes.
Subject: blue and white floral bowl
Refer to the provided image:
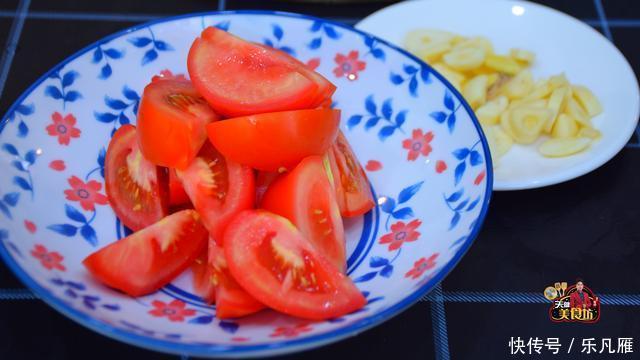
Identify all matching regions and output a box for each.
[0,11,492,358]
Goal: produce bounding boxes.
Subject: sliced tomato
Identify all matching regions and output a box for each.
[168,168,190,207]
[191,247,215,303]
[224,210,366,320]
[256,43,336,107]
[207,240,264,318]
[83,209,208,296]
[188,27,327,117]
[207,109,340,172]
[176,142,254,243]
[261,156,345,271]
[255,171,279,206]
[137,78,219,169]
[328,131,375,217]
[105,124,169,231]
[318,97,333,109]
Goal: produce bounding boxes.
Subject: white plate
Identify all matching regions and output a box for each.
[356,0,640,190]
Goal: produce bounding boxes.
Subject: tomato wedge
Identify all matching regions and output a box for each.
[176,142,254,243]
[168,168,190,207]
[83,209,208,296]
[191,247,215,303]
[188,27,328,117]
[261,156,345,271]
[207,109,340,172]
[224,210,366,320]
[137,78,219,169]
[105,124,169,231]
[207,240,264,318]
[257,43,336,107]
[328,131,375,217]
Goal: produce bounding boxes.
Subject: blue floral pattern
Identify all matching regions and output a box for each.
[128,27,174,65]
[263,24,295,56]
[91,45,124,79]
[45,69,82,109]
[390,63,431,97]
[2,143,36,199]
[347,95,406,141]
[50,277,120,311]
[94,86,140,136]
[308,21,341,49]
[1,103,33,137]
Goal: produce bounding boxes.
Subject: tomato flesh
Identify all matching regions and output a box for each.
[188,27,330,117]
[205,240,264,318]
[168,168,191,207]
[83,209,208,296]
[191,248,215,303]
[261,156,345,271]
[328,131,375,217]
[105,124,169,231]
[137,79,219,169]
[224,210,365,320]
[207,109,340,172]
[177,143,254,243]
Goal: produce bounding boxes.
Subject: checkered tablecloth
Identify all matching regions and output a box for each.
[0,1,639,359]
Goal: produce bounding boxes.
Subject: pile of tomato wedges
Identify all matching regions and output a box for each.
[83,27,376,320]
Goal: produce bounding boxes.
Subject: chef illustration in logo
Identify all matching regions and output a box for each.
[570,279,598,310]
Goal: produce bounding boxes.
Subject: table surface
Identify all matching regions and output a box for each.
[0,1,639,359]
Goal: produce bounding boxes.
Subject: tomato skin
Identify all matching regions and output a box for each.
[105,125,169,231]
[224,210,366,320]
[83,209,208,296]
[207,109,340,172]
[188,27,329,117]
[257,43,336,107]
[137,79,219,169]
[328,131,375,217]
[177,143,255,243]
[261,156,345,272]
[168,168,190,207]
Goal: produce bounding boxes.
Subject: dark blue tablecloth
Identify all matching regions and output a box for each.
[0,1,638,359]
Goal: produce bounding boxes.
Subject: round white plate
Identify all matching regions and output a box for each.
[357,0,640,190]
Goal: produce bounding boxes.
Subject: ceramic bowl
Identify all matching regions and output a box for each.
[0,11,491,357]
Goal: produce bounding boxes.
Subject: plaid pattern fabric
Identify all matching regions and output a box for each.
[0,1,638,358]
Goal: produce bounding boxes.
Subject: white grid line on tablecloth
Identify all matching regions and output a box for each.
[593,0,613,41]
[4,10,640,28]
[430,283,451,360]
[0,0,30,99]
[0,10,361,25]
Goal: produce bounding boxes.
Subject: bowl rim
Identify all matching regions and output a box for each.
[0,10,493,358]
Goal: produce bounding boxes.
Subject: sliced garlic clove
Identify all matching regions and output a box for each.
[509,106,552,144]
[443,46,486,71]
[572,85,603,117]
[538,137,591,157]
[551,114,579,138]
[476,95,509,125]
